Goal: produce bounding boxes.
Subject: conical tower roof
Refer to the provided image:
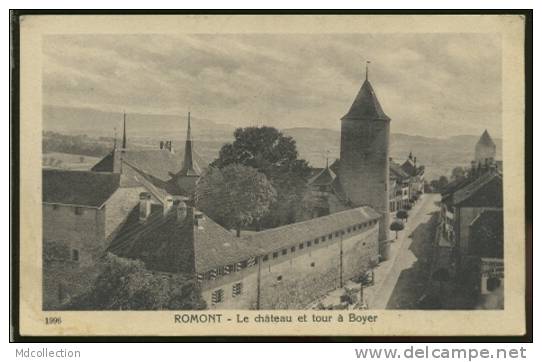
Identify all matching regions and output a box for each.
[341,79,390,121]
[178,112,201,177]
[477,130,496,147]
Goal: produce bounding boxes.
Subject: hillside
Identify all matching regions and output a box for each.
[283,128,502,181]
[43,105,501,181]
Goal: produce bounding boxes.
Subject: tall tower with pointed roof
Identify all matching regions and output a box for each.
[475,130,496,163]
[339,64,391,259]
[175,112,201,197]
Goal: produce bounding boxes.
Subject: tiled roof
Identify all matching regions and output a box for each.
[341,80,390,121]
[243,206,381,254]
[90,152,114,172]
[400,159,418,177]
[193,214,259,272]
[390,161,410,181]
[108,205,258,274]
[92,148,207,182]
[452,171,502,207]
[308,166,336,186]
[43,169,120,207]
[441,176,472,198]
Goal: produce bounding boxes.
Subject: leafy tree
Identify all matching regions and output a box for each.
[211,126,311,228]
[65,253,206,310]
[396,209,409,222]
[390,219,404,240]
[451,166,466,181]
[437,176,449,192]
[195,164,277,236]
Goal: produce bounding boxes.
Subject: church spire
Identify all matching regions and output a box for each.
[122,111,127,149]
[366,60,370,81]
[179,112,201,177]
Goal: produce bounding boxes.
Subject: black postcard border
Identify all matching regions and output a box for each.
[9,8,533,343]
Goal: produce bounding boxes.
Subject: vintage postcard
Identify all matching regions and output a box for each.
[15,13,528,337]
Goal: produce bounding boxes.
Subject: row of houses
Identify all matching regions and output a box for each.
[435,130,503,308]
[304,152,425,218]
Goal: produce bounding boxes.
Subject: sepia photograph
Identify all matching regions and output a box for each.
[14,12,529,337]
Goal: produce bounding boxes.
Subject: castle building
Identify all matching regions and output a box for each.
[108,200,380,310]
[305,66,392,260]
[91,112,203,199]
[474,130,497,164]
[43,69,392,310]
[338,68,390,259]
[42,113,203,309]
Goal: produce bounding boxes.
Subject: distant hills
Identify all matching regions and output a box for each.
[43,105,501,181]
[284,128,502,181]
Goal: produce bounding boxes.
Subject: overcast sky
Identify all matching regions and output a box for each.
[43,33,502,138]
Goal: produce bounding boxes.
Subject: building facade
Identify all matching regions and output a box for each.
[436,130,503,308]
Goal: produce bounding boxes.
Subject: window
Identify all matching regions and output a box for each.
[277,276,282,282]
[52,204,59,210]
[310,262,316,267]
[299,243,304,250]
[74,207,84,215]
[314,238,319,245]
[347,227,351,233]
[328,234,332,240]
[291,246,296,253]
[211,289,224,304]
[272,252,279,259]
[262,255,269,262]
[307,241,312,247]
[341,230,345,235]
[71,249,79,262]
[335,231,340,237]
[321,236,326,242]
[282,249,287,256]
[232,282,243,297]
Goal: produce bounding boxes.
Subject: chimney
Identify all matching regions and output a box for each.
[139,192,152,223]
[176,200,188,224]
[194,211,205,230]
[164,195,174,215]
[414,157,417,165]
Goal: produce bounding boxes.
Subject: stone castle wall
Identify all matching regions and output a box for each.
[201,221,379,310]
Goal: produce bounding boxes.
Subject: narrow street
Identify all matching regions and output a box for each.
[370,193,440,309]
[307,193,441,310]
